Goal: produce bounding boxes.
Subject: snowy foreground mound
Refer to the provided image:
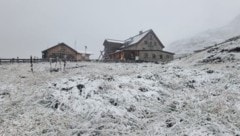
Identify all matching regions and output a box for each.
[1,39,240,135]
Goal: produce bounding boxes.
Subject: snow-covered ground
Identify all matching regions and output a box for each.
[1,38,240,136]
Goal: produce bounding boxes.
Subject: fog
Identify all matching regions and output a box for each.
[0,0,240,59]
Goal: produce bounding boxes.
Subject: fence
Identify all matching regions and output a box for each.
[0,58,81,73]
[0,58,84,64]
[0,58,48,64]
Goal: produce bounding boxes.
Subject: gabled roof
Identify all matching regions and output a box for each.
[42,43,78,53]
[122,29,165,49]
[42,43,92,55]
[104,29,165,49]
[124,29,151,46]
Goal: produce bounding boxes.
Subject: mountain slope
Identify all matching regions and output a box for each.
[175,35,240,66]
[166,14,240,54]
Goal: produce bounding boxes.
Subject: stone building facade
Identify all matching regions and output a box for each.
[103,29,174,62]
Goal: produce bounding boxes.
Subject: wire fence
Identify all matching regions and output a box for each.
[0,58,48,64]
[0,57,90,74]
[0,58,84,64]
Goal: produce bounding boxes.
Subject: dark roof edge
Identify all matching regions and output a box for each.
[42,43,78,53]
[124,29,152,42]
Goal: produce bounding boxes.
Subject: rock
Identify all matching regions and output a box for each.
[49,100,60,110]
[19,75,26,78]
[167,101,179,112]
[42,129,50,134]
[202,56,223,63]
[38,100,52,107]
[166,118,176,128]
[139,87,148,92]
[61,87,73,92]
[0,118,4,124]
[229,47,240,52]
[109,98,118,106]
[77,84,85,95]
[189,80,196,83]
[90,131,101,136]
[107,77,114,81]
[207,47,219,53]
[69,79,75,82]
[98,86,103,90]
[126,105,136,112]
[206,117,211,121]
[54,102,59,109]
[185,80,195,89]
[0,92,10,96]
[97,125,104,130]
[77,131,85,136]
[86,93,91,99]
[50,68,60,72]
[206,70,214,74]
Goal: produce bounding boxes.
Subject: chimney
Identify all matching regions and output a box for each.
[139,31,143,34]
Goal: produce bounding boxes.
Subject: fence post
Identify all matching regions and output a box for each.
[30,56,33,72]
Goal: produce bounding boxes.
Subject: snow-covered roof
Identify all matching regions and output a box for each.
[105,39,125,44]
[104,29,152,48]
[124,29,151,46]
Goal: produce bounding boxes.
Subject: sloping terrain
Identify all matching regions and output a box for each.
[167,14,240,54]
[0,37,240,136]
[178,35,240,65]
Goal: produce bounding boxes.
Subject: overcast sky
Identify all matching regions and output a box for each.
[0,0,240,59]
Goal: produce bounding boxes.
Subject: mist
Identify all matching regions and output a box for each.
[0,0,240,59]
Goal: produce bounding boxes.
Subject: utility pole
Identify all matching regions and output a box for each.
[74,40,77,51]
[85,46,87,54]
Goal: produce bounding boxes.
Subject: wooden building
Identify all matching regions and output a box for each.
[42,43,91,61]
[103,29,174,62]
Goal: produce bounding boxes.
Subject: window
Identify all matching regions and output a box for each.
[154,42,157,46]
[152,54,156,59]
[144,53,148,58]
[144,41,148,44]
[150,34,153,40]
[166,55,170,59]
[159,55,163,59]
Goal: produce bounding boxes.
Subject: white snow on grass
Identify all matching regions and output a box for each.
[1,38,240,135]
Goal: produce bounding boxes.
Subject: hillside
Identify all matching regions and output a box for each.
[166,14,240,54]
[176,35,240,65]
[0,37,240,135]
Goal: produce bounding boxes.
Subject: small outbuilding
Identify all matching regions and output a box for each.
[42,43,91,61]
